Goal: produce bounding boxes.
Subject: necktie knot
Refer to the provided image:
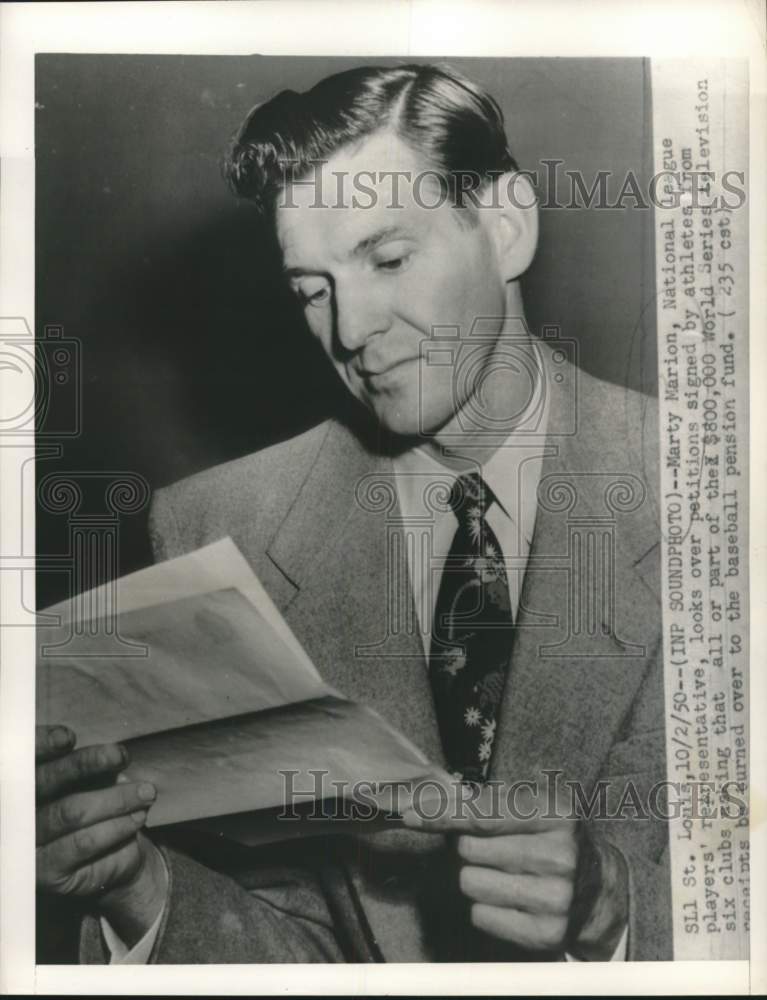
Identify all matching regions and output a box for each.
[449,472,494,526]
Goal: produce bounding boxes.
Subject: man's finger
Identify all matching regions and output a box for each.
[456,829,577,876]
[459,865,574,915]
[401,783,560,836]
[36,743,128,802]
[37,781,157,845]
[37,812,147,884]
[470,903,568,951]
[39,838,143,898]
[35,725,75,763]
[67,839,143,896]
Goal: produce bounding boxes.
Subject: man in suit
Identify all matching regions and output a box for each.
[36,63,670,963]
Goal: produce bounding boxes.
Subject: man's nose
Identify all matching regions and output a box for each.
[334,282,391,353]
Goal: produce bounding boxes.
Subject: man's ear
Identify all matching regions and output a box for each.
[486,171,539,281]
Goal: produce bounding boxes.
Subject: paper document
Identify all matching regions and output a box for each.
[37,538,435,831]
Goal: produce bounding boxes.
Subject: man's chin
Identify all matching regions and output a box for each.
[366,401,452,442]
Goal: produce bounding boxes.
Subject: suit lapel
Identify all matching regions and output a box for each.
[265,420,445,765]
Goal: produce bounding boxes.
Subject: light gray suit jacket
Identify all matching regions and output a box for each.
[82,354,671,963]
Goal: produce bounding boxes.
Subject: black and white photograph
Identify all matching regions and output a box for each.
[0,1,760,994]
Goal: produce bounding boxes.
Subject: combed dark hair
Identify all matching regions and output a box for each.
[223,63,518,218]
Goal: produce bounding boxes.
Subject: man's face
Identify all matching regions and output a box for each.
[276,131,508,438]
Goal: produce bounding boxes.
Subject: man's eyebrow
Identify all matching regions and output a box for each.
[350,225,412,258]
[282,264,324,280]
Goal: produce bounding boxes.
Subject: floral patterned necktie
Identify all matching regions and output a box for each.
[428,472,514,783]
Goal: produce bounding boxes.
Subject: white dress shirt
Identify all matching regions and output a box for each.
[101,903,164,964]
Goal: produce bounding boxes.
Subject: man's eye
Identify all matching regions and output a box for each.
[375,253,411,272]
[299,285,330,307]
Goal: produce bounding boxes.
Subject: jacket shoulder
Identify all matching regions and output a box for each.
[572,365,661,597]
[149,420,333,560]
[567,363,660,523]
[575,365,658,464]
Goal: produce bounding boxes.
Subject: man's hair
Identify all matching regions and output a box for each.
[223,63,518,219]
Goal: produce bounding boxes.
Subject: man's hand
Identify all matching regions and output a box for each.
[36,724,168,948]
[401,780,628,959]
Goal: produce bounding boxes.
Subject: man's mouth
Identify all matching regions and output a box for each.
[358,357,417,384]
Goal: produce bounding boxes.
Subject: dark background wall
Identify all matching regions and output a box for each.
[35,54,657,611]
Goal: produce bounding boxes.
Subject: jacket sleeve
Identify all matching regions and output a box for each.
[80,844,345,963]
